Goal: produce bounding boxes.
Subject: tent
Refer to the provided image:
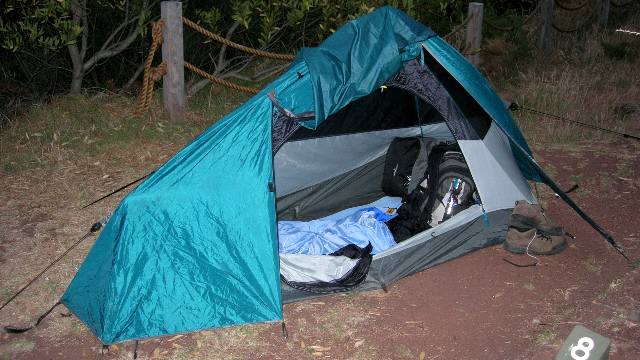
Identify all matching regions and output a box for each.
[60,7,610,344]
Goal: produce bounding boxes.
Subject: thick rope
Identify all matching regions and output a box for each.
[182,17,295,61]
[555,0,589,11]
[134,20,166,116]
[184,62,259,94]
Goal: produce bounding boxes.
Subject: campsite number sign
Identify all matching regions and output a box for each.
[569,337,594,360]
[555,326,609,360]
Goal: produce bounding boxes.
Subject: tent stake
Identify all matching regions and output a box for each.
[133,340,140,359]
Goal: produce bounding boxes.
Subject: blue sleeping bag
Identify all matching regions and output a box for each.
[278,197,402,255]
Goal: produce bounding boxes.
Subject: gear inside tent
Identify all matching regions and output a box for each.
[61,6,589,345]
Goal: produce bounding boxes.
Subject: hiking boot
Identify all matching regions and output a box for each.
[510,200,557,230]
[503,228,568,255]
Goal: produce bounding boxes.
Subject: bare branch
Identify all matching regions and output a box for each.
[68,44,82,72]
[80,0,88,60]
[122,62,145,91]
[83,0,152,72]
[98,1,147,55]
[214,21,241,73]
[253,63,286,78]
[227,63,286,82]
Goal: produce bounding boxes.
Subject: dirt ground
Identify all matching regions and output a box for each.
[0,136,639,359]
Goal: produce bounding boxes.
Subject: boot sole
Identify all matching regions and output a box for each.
[502,238,568,256]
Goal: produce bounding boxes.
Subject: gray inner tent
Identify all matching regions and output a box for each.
[272,56,534,303]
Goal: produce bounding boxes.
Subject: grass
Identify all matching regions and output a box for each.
[584,257,603,274]
[0,339,35,355]
[535,329,557,346]
[0,85,250,175]
[523,282,535,291]
[394,343,414,358]
[608,278,623,291]
[488,16,640,147]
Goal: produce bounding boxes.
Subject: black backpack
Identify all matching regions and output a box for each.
[431,151,476,223]
[387,147,476,242]
[381,137,422,197]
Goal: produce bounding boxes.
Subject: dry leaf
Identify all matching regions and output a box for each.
[419,351,426,360]
[309,345,331,351]
[311,352,323,357]
[168,334,183,342]
[354,339,365,348]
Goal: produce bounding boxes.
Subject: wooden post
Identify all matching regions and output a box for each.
[465,2,484,67]
[161,1,185,121]
[538,0,555,54]
[599,0,610,28]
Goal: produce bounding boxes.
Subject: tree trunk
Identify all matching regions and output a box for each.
[68,0,86,95]
[70,74,83,94]
[68,43,84,94]
[69,61,84,94]
[65,0,147,94]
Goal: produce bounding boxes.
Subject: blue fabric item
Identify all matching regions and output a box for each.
[322,196,402,222]
[422,37,541,181]
[279,207,398,256]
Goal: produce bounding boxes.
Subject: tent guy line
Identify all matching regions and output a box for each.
[0,216,108,313]
[81,173,153,209]
[509,102,640,141]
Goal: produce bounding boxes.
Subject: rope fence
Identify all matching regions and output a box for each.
[135,15,295,115]
[134,20,166,116]
[134,9,482,116]
[182,17,296,61]
[184,62,260,94]
[135,1,636,118]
